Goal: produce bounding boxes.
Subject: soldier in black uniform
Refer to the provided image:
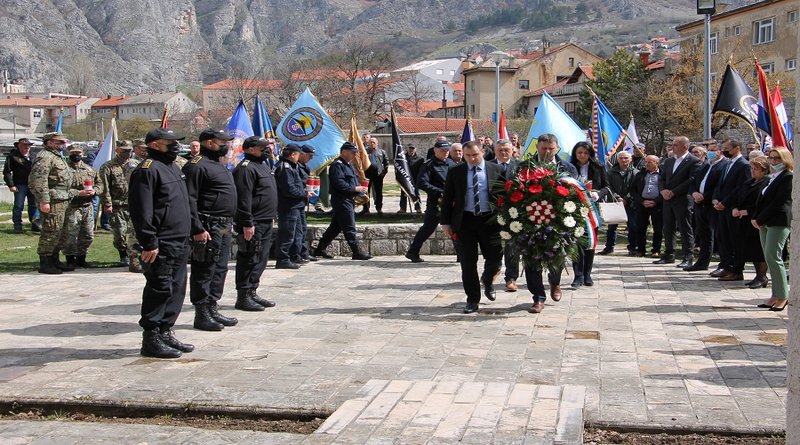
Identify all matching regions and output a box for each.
[233,136,278,311]
[296,144,317,262]
[129,128,193,359]
[312,142,372,260]
[404,141,452,263]
[274,144,311,269]
[183,128,238,331]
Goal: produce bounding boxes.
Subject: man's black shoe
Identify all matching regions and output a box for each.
[209,304,238,326]
[235,291,266,311]
[13,226,23,234]
[405,252,424,263]
[463,302,479,314]
[598,246,614,255]
[193,304,224,331]
[483,284,496,301]
[352,251,372,260]
[31,224,41,233]
[313,247,334,259]
[249,289,276,308]
[275,261,300,269]
[684,263,709,271]
[159,327,195,353]
[305,255,319,262]
[653,256,675,265]
[141,328,182,358]
[676,259,692,268]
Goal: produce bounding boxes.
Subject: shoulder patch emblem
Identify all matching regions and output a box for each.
[241,160,250,166]
[141,159,153,169]
[190,156,202,164]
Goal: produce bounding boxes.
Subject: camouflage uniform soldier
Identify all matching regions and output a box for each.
[99,140,143,272]
[61,144,101,268]
[29,132,93,274]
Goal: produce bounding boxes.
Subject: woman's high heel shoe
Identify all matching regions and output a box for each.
[769,300,788,311]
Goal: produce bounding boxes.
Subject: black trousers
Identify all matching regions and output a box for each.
[318,198,358,248]
[190,221,232,305]
[235,221,274,291]
[455,213,503,305]
[662,195,694,259]
[408,204,440,254]
[635,203,663,253]
[276,207,303,263]
[399,189,421,212]
[503,244,520,282]
[693,203,716,267]
[296,209,311,260]
[139,239,188,330]
[718,210,744,273]
[364,174,385,211]
[524,266,562,303]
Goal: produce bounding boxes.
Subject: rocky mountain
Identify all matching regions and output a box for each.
[0,0,751,95]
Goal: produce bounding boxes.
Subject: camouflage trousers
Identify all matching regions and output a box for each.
[37,200,69,255]
[110,208,139,261]
[61,204,95,256]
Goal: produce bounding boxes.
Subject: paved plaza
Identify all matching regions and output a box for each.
[0,251,788,443]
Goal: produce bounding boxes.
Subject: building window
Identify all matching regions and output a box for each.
[435,68,444,75]
[734,25,741,35]
[760,62,775,74]
[564,101,577,115]
[724,27,730,37]
[752,17,775,45]
[789,10,798,23]
[449,70,455,76]
[519,80,530,90]
[569,57,575,67]
[470,79,475,92]
[32,109,41,118]
[787,58,797,71]
[710,32,718,54]
[470,104,475,115]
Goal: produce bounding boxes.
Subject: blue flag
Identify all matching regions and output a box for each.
[591,94,626,164]
[461,116,475,143]
[522,92,586,160]
[252,95,279,159]
[277,88,346,173]
[55,109,64,132]
[224,100,254,169]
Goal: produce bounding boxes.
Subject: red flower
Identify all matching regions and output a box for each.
[528,184,543,194]
[549,180,556,186]
[503,180,513,191]
[555,185,570,196]
[532,168,553,181]
[509,191,524,203]
[497,196,504,207]
[518,168,535,182]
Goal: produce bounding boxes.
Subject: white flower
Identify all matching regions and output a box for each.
[526,205,533,212]
[564,216,576,228]
[580,207,589,217]
[509,221,523,233]
[574,226,585,237]
[544,208,552,215]
[497,215,506,225]
[500,231,512,240]
[563,201,577,213]
[534,210,541,216]
[508,207,519,219]
[529,215,537,222]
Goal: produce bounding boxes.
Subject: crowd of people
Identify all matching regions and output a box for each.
[3,127,792,357]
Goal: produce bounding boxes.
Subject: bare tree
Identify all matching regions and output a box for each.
[65,52,96,96]
[390,71,441,113]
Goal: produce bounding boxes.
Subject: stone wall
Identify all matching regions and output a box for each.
[306,223,456,257]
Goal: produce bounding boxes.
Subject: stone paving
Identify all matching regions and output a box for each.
[0,251,788,443]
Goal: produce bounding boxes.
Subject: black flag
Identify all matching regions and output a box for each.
[390,107,418,203]
[713,64,758,130]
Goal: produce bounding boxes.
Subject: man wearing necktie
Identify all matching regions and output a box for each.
[490,139,520,291]
[441,141,504,313]
[711,139,751,280]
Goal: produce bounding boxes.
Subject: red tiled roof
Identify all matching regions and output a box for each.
[646,60,666,70]
[0,96,87,107]
[92,95,127,107]
[394,116,491,134]
[579,66,593,79]
[448,82,465,92]
[203,79,284,90]
[394,100,444,114]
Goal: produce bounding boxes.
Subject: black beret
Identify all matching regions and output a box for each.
[340,141,358,152]
[144,128,185,144]
[243,136,268,149]
[301,144,315,154]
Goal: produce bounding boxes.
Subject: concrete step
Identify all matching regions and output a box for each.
[305,379,586,444]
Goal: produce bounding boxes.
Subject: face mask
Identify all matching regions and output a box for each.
[707,151,718,162]
[166,142,180,152]
[722,151,734,159]
[69,154,83,163]
[770,163,786,172]
[217,144,228,152]
[201,146,225,161]
[147,148,177,164]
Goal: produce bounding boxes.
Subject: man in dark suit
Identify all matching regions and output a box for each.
[490,139,521,291]
[654,136,700,267]
[633,155,664,257]
[441,141,504,314]
[685,142,728,271]
[711,139,751,281]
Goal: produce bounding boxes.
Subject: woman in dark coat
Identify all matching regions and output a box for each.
[569,142,609,287]
[752,147,793,311]
[732,157,769,288]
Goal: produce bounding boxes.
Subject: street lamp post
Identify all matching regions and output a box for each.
[489,50,512,141]
[697,0,716,140]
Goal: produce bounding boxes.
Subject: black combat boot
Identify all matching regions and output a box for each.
[159,326,195,353]
[313,246,334,259]
[141,328,182,358]
[119,250,130,267]
[65,255,77,269]
[208,303,238,326]
[193,304,224,331]
[75,255,90,268]
[350,244,372,261]
[235,289,266,312]
[249,289,275,308]
[38,255,62,275]
[52,251,74,271]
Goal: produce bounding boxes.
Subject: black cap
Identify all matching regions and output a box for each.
[14,138,31,147]
[198,128,234,142]
[434,141,452,149]
[341,141,358,152]
[301,144,315,154]
[145,128,185,144]
[243,136,268,149]
[283,143,302,153]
